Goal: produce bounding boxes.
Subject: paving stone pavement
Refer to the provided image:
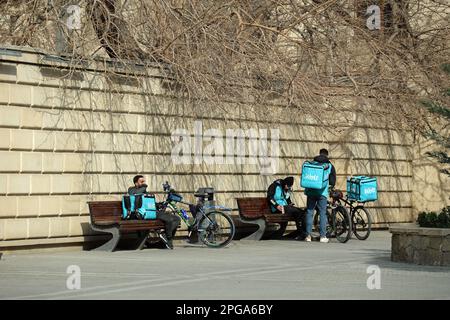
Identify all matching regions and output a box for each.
[0,231,449,300]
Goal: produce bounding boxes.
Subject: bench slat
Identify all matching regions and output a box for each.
[265,214,294,223]
[236,197,299,222]
[88,201,165,231]
[120,220,165,232]
[236,197,271,219]
[88,201,122,225]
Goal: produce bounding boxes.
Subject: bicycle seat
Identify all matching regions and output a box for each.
[330,190,344,200]
[194,187,214,200]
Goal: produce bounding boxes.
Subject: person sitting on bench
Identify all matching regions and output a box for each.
[267,176,306,240]
[128,175,180,249]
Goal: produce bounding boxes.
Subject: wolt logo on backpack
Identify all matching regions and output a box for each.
[300,161,330,190]
[303,174,319,181]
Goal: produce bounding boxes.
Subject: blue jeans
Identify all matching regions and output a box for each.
[306,195,328,238]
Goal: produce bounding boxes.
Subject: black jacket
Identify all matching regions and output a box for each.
[313,154,336,188]
[128,185,148,195]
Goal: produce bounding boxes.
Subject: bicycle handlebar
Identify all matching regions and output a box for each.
[162,181,172,193]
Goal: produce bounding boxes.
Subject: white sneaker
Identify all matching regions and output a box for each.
[320,237,329,243]
[305,235,312,242]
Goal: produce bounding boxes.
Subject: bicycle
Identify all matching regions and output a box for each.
[339,192,372,240]
[312,190,352,243]
[149,181,236,248]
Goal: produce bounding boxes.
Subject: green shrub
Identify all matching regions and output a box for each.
[417,212,427,227]
[417,206,450,228]
[427,212,438,227]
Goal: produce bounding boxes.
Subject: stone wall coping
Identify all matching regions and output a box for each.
[0,45,165,77]
[389,223,450,236]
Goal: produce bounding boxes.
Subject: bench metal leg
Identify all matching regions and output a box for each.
[238,218,266,241]
[135,230,151,250]
[90,225,121,252]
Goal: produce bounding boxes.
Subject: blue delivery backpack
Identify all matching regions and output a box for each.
[122,194,157,220]
[346,176,378,202]
[300,161,331,190]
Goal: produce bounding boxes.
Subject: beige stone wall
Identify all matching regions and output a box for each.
[412,132,450,213]
[0,47,448,249]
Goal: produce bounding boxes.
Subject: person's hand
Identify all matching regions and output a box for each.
[277,205,285,214]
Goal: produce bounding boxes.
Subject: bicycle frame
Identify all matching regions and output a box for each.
[161,197,231,231]
[341,198,372,229]
[329,191,372,240]
[161,199,197,228]
[154,182,236,248]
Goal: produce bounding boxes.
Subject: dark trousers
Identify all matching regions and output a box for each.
[156,211,181,239]
[275,205,306,235]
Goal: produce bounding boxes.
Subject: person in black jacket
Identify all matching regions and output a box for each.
[128,175,180,249]
[267,176,306,239]
[304,149,336,243]
[128,175,148,195]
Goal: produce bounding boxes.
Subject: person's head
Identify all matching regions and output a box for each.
[319,148,329,157]
[133,175,146,188]
[282,176,294,190]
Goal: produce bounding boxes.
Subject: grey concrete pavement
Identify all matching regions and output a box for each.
[0,231,449,300]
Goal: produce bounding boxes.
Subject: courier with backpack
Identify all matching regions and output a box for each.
[302,149,337,243]
[125,175,181,249]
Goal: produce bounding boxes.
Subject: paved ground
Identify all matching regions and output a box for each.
[0,231,449,300]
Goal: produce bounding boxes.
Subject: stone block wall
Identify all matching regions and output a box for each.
[0,46,449,249]
[391,225,450,266]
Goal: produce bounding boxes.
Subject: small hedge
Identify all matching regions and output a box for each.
[417,206,450,228]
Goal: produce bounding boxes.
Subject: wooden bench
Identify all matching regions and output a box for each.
[236,197,304,240]
[88,201,165,252]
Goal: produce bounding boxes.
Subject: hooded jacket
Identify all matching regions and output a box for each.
[128,184,148,195]
[304,154,336,198]
[267,177,294,212]
[313,154,336,188]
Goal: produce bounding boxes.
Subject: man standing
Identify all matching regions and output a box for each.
[128,175,180,249]
[267,176,305,238]
[304,149,336,243]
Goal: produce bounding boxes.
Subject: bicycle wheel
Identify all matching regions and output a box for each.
[198,211,235,248]
[312,208,333,239]
[352,206,372,240]
[333,206,352,243]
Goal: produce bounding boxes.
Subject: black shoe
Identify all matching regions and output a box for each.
[167,238,174,250]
